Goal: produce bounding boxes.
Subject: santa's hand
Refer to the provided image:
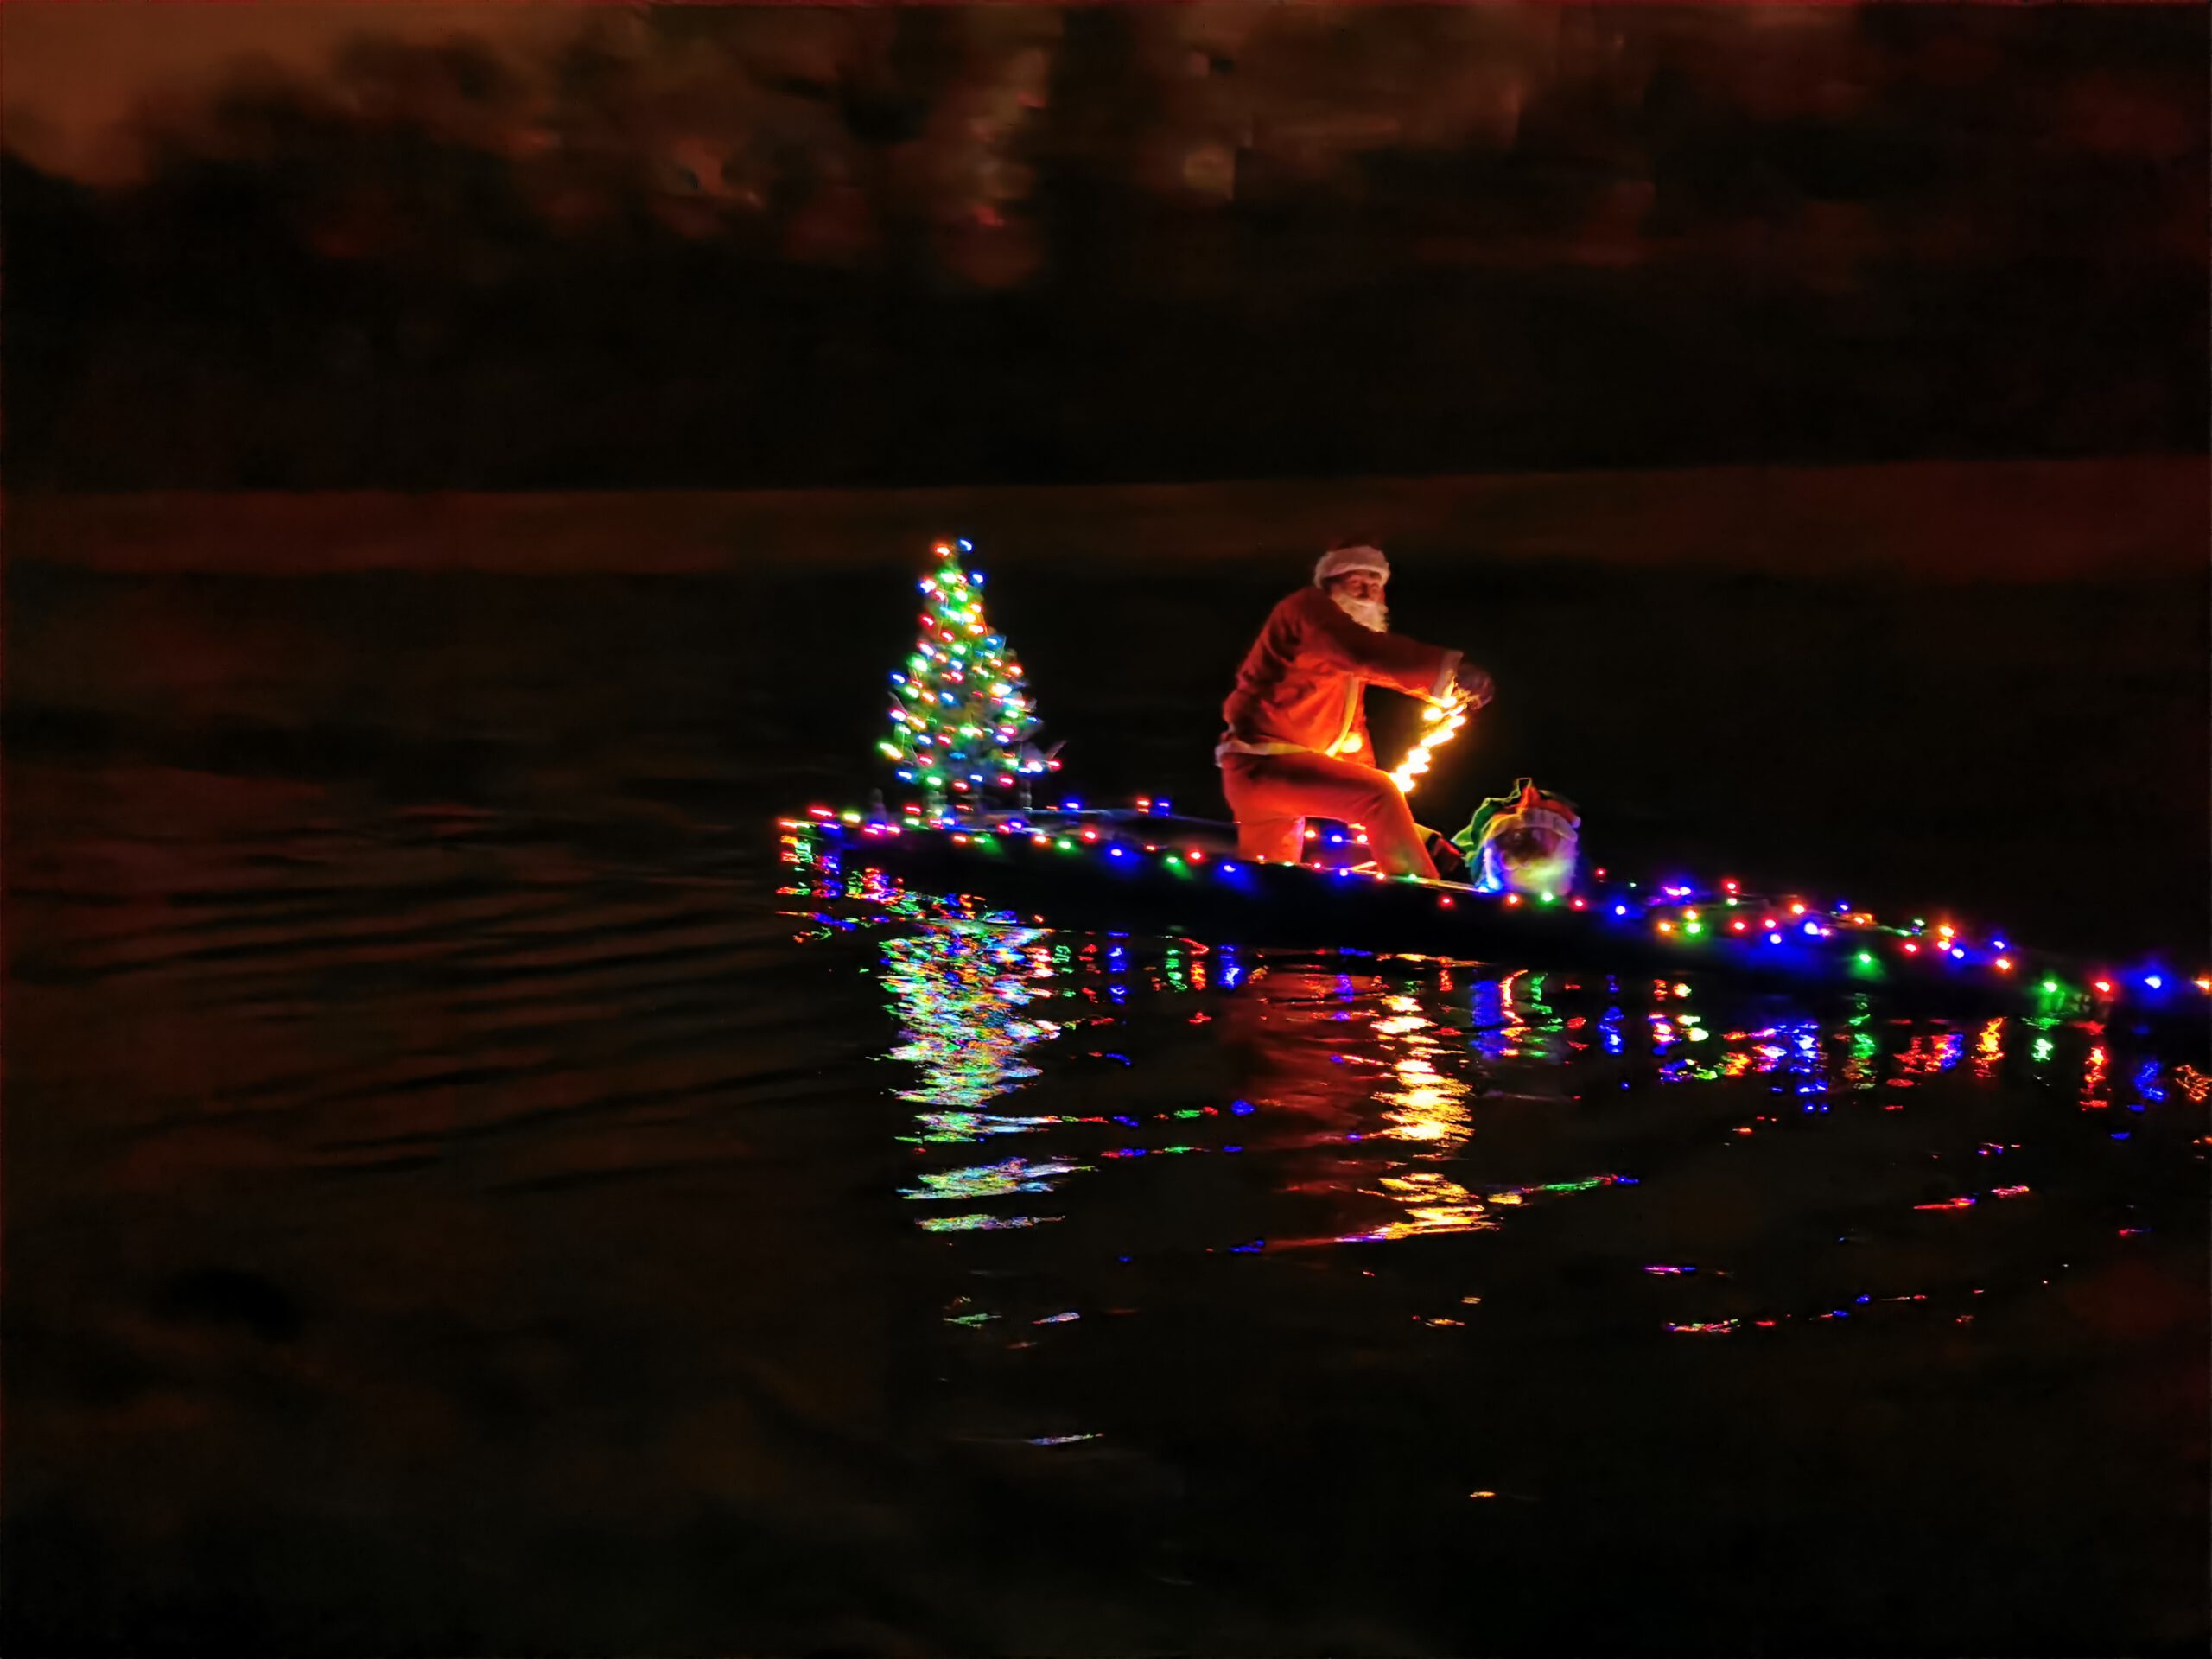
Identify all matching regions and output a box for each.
[1451,667,1495,709]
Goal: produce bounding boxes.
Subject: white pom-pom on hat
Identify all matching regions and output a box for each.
[1313,544,1389,587]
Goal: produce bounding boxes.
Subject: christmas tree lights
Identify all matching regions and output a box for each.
[884,538,1053,812]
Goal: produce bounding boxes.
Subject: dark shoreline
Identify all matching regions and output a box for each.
[10,456,2205,581]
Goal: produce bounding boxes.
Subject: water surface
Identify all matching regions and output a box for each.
[5,543,2206,1654]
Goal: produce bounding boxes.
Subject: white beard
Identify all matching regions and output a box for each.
[1330,591,1389,632]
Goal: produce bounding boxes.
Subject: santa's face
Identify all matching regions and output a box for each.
[1326,571,1389,632]
[1332,570,1385,605]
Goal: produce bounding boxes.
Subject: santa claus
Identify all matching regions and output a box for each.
[1217,543,1492,878]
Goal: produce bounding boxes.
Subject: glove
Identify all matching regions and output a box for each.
[1452,666,1495,709]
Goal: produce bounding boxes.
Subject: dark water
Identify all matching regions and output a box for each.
[5,551,2207,1655]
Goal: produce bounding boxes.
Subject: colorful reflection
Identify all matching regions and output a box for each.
[777,843,2207,1345]
[881,925,1061,1128]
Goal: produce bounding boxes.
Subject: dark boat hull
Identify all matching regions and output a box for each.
[782,810,2209,1037]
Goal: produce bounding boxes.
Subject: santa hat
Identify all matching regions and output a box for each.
[1313,544,1389,587]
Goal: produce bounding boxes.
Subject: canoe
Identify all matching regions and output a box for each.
[779,804,2209,1032]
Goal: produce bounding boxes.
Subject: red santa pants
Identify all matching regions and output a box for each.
[1219,751,1440,880]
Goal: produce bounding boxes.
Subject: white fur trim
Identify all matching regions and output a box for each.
[1215,735,1309,760]
[1313,545,1389,587]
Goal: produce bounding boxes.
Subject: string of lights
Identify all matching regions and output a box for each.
[785,808,2210,1019]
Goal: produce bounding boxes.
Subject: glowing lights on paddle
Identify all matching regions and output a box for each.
[1389,696,1471,795]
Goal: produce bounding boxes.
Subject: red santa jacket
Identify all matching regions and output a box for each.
[1217,586,1461,766]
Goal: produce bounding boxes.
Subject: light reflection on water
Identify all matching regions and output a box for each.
[783,838,2204,1343]
[881,926,1062,1128]
[734,594,2212,1650]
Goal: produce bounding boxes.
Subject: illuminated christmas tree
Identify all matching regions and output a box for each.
[880,538,1052,814]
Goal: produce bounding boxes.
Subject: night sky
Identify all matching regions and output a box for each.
[4,3,2205,490]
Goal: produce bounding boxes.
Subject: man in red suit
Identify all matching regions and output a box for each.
[1217,543,1491,878]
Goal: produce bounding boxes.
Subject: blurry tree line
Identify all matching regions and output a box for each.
[5,3,2203,489]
